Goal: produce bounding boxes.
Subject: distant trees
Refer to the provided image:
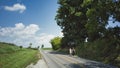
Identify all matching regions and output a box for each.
[28,43,32,48]
[50,37,62,50]
[41,44,44,48]
[37,46,40,49]
[55,0,120,65]
[19,46,23,49]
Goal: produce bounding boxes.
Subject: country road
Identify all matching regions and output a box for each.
[40,50,118,68]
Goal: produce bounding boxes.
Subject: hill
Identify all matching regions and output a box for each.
[0,42,40,68]
[0,42,20,54]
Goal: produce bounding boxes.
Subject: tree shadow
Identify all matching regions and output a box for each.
[68,63,84,68]
[45,50,118,68]
[83,61,118,68]
[48,50,68,55]
[65,59,118,68]
[67,62,118,68]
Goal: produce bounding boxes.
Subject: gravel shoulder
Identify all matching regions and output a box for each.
[26,57,48,68]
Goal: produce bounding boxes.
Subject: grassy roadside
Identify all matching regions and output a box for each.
[42,48,53,50]
[0,42,41,68]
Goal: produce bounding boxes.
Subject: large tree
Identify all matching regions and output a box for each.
[56,0,120,65]
[55,0,88,47]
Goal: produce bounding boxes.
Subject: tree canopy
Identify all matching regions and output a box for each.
[55,0,120,65]
[50,37,62,50]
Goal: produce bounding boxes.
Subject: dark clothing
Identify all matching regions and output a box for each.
[72,50,75,56]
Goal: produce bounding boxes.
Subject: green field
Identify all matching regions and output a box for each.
[42,48,53,50]
[0,42,40,68]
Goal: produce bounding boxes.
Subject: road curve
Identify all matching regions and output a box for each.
[40,50,118,68]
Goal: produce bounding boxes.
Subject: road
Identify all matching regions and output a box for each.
[40,50,118,68]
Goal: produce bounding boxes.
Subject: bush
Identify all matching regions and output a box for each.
[50,37,62,50]
[76,38,120,65]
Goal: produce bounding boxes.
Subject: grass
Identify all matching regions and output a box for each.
[0,42,41,68]
[42,48,53,50]
[0,42,20,54]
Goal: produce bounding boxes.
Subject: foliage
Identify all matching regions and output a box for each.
[19,46,23,49]
[28,43,32,48]
[56,0,120,66]
[50,37,62,50]
[41,44,44,48]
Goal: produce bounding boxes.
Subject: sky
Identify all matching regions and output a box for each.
[0,0,63,48]
[0,0,120,48]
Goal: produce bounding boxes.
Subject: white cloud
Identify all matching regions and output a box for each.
[35,34,55,48]
[0,23,56,47]
[4,3,26,13]
[15,23,25,29]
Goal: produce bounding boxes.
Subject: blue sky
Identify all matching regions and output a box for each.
[0,0,61,34]
[0,0,120,47]
[0,0,62,47]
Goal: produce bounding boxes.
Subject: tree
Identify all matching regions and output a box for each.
[56,0,120,65]
[41,44,44,48]
[19,46,23,49]
[50,37,62,50]
[28,43,32,48]
[37,46,40,49]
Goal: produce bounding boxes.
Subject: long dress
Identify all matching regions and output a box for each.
[69,48,72,55]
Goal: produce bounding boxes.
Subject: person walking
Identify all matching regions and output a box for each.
[69,47,72,56]
[72,47,75,56]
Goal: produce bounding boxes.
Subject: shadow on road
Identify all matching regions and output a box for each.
[68,61,117,68]
[83,61,118,68]
[43,50,118,68]
[49,50,68,55]
[68,63,84,68]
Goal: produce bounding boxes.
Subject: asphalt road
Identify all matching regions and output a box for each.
[40,50,118,68]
